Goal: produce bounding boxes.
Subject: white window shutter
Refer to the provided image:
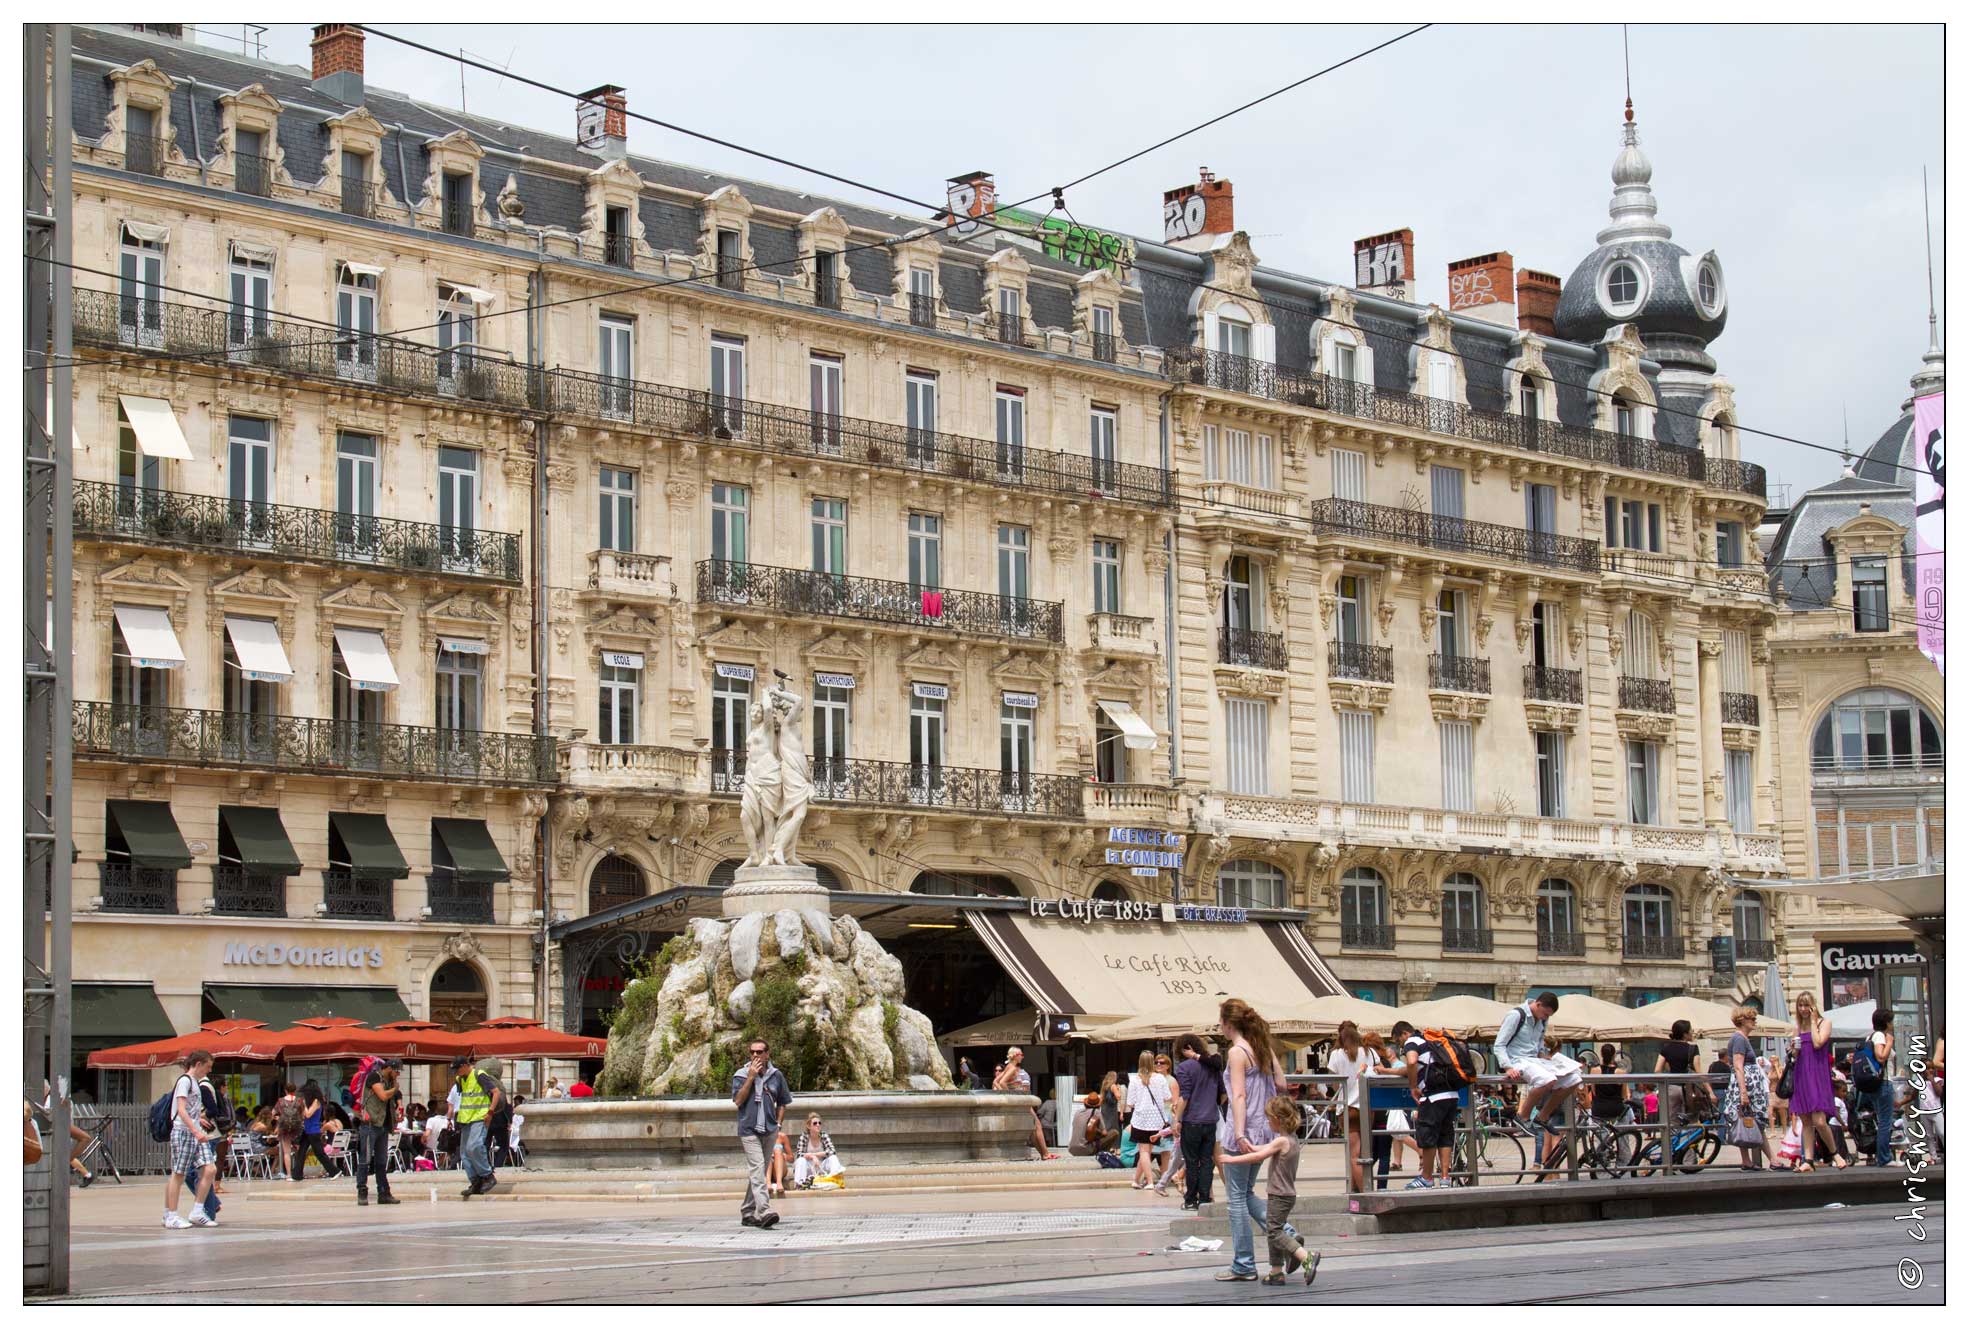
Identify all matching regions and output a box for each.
[1253,321,1276,365]
[1201,310,1220,354]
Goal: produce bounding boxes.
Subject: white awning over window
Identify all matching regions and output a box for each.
[118,394,193,460]
[333,627,400,692]
[1096,699,1157,750]
[223,616,293,683]
[112,604,185,670]
[121,220,170,244]
[340,261,385,279]
[445,283,498,306]
[437,636,490,656]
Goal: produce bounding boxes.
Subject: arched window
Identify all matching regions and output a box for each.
[1811,688,1943,773]
[909,871,1019,898]
[1215,304,1253,359]
[812,863,846,892]
[1217,859,1287,910]
[1536,879,1580,954]
[429,958,487,1032]
[1340,868,1389,949]
[587,853,645,915]
[1091,880,1131,902]
[1441,873,1488,951]
[1603,260,1641,313]
[1517,374,1545,423]
[1732,889,1771,959]
[1612,392,1638,437]
[1622,883,1678,959]
[707,858,744,890]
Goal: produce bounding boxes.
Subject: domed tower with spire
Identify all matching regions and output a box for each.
[1555,101,1732,450]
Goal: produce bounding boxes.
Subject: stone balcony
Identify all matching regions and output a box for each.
[1194,480,1302,539]
[587,549,676,603]
[559,742,700,791]
[1086,611,1159,657]
[1085,782,1182,823]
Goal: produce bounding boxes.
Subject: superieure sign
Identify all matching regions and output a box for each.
[223,941,385,969]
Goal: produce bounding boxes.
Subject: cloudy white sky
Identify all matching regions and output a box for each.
[237,21,1943,493]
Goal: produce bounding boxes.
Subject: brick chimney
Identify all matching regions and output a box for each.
[1448,252,1516,326]
[577,85,628,160]
[1516,269,1561,336]
[1162,169,1234,252]
[1354,229,1415,303]
[310,24,364,103]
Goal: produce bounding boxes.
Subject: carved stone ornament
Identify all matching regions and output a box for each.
[1376,600,1398,636]
[1329,681,1393,713]
[440,931,485,964]
[1428,691,1490,723]
[1614,709,1675,742]
[1523,702,1580,733]
[1216,666,1285,699]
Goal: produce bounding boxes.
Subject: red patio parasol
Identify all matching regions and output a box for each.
[272,1017,457,1063]
[451,1017,607,1060]
[86,1019,284,1070]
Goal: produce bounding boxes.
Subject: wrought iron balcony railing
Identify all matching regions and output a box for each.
[1538,929,1587,956]
[815,275,842,311]
[1619,676,1676,714]
[74,480,523,584]
[1623,934,1685,960]
[73,702,557,787]
[984,310,1029,347]
[1220,625,1288,670]
[1429,653,1492,694]
[426,875,494,925]
[1306,497,1602,574]
[696,560,1064,646]
[232,152,275,198]
[1722,692,1760,726]
[341,180,385,220]
[1341,922,1395,950]
[1442,926,1494,954]
[1165,347,1766,499]
[442,197,476,237]
[212,865,287,918]
[908,293,938,329]
[1091,331,1118,364]
[99,863,177,914]
[1734,937,1777,962]
[321,870,394,922]
[602,232,635,268]
[124,134,169,177]
[544,369,1173,508]
[73,288,537,412]
[1523,664,1583,705]
[711,750,1084,819]
[1328,641,1393,683]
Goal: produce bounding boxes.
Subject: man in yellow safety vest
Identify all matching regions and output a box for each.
[451,1052,504,1200]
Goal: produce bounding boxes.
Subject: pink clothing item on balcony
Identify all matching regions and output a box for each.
[920,591,944,618]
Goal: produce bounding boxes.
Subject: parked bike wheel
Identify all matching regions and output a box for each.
[1448,1128,1527,1187]
[1673,1129,1721,1174]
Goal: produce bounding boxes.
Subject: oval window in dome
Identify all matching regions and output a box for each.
[1697,261,1722,315]
[1605,260,1640,311]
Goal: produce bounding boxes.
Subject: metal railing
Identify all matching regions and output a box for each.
[98,863,177,914]
[232,151,275,197]
[1622,933,1685,960]
[124,134,168,176]
[441,195,476,237]
[1538,929,1587,956]
[73,288,536,412]
[321,871,394,922]
[695,560,1065,645]
[1220,625,1288,670]
[1618,676,1676,714]
[1091,331,1118,364]
[1441,925,1494,953]
[1306,497,1601,573]
[1733,937,1776,962]
[711,750,1084,819]
[1523,664,1583,705]
[211,865,287,917]
[984,310,1029,347]
[341,180,385,220]
[73,702,558,787]
[1165,347,1766,499]
[815,274,842,311]
[1340,922,1394,950]
[908,293,937,329]
[1430,653,1491,694]
[74,480,524,584]
[426,875,494,925]
[1809,752,1944,774]
[1722,692,1760,726]
[602,232,634,268]
[545,369,1173,507]
[1329,641,1393,683]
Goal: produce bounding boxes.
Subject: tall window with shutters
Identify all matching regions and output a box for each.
[1535,730,1566,817]
[1224,698,1270,794]
[1338,710,1375,804]
[1331,448,1367,504]
[1440,721,1474,812]
[598,467,636,553]
[1725,749,1754,832]
[1626,739,1661,824]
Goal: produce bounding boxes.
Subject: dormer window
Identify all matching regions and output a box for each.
[233,128,270,197]
[1852,560,1890,633]
[1613,395,1637,437]
[908,267,936,328]
[1601,259,1645,316]
[1698,265,1717,308]
[125,104,163,177]
[603,206,632,268]
[1218,312,1251,359]
[441,171,474,237]
[814,251,840,310]
[716,228,743,291]
[1519,375,1542,422]
[995,286,1024,344]
[1091,304,1116,363]
[340,149,374,218]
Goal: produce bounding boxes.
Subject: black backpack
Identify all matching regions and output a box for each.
[1418,1030,1479,1093]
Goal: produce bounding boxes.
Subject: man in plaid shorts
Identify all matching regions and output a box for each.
[163,1049,221,1228]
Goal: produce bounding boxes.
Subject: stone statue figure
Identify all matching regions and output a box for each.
[738,677,810,867]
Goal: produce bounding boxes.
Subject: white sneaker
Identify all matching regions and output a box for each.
[163,1212,191,1228]
[188,1211,214,1227]
[1403,1176,1434,1190]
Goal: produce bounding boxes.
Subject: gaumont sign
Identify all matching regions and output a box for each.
[223,940,385,969]
[1820,942,1925,972]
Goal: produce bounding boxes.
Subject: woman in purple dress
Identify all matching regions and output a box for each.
[1787,992,1847,1171]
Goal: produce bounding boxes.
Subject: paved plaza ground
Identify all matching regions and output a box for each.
[47,1175,1944,1304]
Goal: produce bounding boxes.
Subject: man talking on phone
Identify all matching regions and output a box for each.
[732,1038,792,1228]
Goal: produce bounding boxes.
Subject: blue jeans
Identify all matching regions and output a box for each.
[1223,1161,1264,1274]
[459,1119,492,1185]
[184,1166,218,1219]
[1871,1083,1897,1165]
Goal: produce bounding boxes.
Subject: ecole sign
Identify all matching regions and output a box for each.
[223,941,385,970]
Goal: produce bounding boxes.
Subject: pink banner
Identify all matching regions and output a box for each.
[1913,391,1944,674]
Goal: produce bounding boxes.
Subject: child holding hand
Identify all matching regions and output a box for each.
[1217,1096,1322,1286]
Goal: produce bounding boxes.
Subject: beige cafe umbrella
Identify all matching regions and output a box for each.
[1542,994,1656,1041]
[1629,995,1791,1040]
[1274,993,1404,1037]
[1390,995,1514,1035]
[1093,996,1343,1045]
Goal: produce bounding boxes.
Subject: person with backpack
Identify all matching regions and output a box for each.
[355,1059,401,1206]
[1857,1007,1897,1167]
[158,1050,219,1228]
[1493,992,1580,1130]
[1392,1020,1465,1190]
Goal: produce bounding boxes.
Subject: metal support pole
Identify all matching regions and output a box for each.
[24,22,75,1295]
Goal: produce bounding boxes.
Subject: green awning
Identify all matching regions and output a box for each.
[105,800,192,869]
[431,817,510,883]
[328,812,410,880]
[72,982,175,1053]
[203,984,410,1028]
[218,806,303,874]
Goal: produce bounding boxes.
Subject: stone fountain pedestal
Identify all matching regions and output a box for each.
[721,863,832,918]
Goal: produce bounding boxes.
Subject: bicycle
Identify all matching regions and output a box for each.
[1629,1115,1724,1176]
[69,1113,123,1186]
[1446,1107,1532,1186]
